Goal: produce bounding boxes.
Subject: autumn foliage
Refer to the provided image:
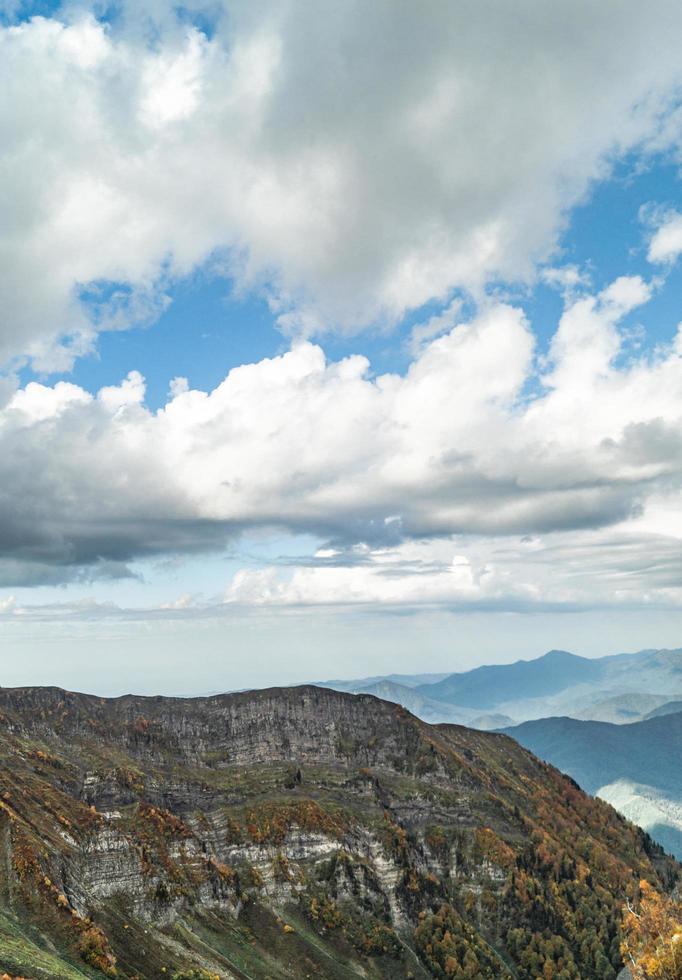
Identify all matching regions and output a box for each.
[622,880,682,979]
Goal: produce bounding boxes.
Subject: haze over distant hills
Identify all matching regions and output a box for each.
[317,672,451,691]
[320,647,682,728]
[320,647,682,859]
[645,699,682,720]
[573,693,674,724]
[317,677,513,729]
[504,711,682,860]
[414,649,605,708]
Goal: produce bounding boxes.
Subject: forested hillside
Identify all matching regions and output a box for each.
[0,685,677,979]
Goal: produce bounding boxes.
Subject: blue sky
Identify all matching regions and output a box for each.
[28,153,682,405]
[2,2,682,693]
[6,144,675,438]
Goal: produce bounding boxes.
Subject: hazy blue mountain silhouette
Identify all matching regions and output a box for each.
[415,649,606,708]
[504,710,682,858]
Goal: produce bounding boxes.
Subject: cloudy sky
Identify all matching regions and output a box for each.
[2,1,682,693]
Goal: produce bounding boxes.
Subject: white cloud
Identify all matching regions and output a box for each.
[160,592,196,610]
[221,526,682,612]
[542,275,652,390]
[647,209,682,264]
[407,299,464,356]
[3,4,682,367]
[0,277,682,610]
[223,541,523,609]
[4,519,682,621]
[0,595,16,614]
[98,370,146,411]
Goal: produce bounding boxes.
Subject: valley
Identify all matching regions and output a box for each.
[321,648,682,861]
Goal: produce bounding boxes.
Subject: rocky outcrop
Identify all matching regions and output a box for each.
[0,684,677,979]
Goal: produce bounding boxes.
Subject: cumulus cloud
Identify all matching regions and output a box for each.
[540,265,591,295]
[4,523,682,619]
[221,527,682,612]
[223,540,531,610]
[0,276,681,598]
[647,209,682,264]
[2,3,682,367]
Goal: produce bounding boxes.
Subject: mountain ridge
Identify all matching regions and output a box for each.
[317,648,682,727]
[413,649,605,708]
[0,682,676,979]
[504,710,682,859]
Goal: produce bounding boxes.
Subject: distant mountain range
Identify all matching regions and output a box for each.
[319,647,682,857]
[317,671,451,690]
[573,692,674,724]
[317,677,514,728]
[646,699,682,720]
[503,711,682,859]
[320,647,682,728]
[414,648,605,707]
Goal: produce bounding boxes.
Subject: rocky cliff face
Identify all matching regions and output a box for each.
[0,684,677,979]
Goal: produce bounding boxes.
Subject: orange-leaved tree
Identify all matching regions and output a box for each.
[622,879,682,979]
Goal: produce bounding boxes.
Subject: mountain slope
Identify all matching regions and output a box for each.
[644,700,682,720]
[318,672,451,692]
[406,648,682,724]
[504,712,682,858]
[574,693,673,724]
[0,684,676,980]
[352,680,476,725]
[415,649,605,708]
[320,679,512,729]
